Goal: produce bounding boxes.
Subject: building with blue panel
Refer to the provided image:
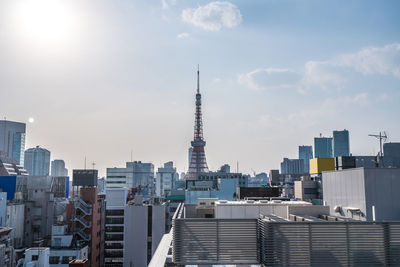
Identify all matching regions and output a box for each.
[0,176,17,200]
[0,120,26,165]
[333,129,350,157]
[299,145,313,173]
[314,137,333,158]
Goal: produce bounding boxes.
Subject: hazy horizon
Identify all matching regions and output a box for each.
[1,0,399,177]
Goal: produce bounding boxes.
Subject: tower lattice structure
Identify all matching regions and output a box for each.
[186,66,209,180]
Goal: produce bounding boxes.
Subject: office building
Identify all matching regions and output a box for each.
[0,120,26,165]
[280,158,305,175]
[323,168,400,221]
[24,146,51,176]
[314,136,333,158]
[155,161,179,197]
[123,200,165,266]
[333,129,350,157]
[106,161,154,195]
[6,201,25,249]
[51,159,68,177]
[299,145,313,173]
[104,188,128,267]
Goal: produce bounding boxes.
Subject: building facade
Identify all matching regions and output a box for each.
[333,129,350,157]
[51,160,68,177]
[280,158,305,175]
[299,145,313,173]
[0,120,26,165]
[123,202,165,267]
[24,146,51,176]
[155,162,179,197]
[314,137,333,158]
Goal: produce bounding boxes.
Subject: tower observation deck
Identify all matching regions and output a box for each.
[185,66,209,180]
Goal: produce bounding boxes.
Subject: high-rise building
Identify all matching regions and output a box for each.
[51,159,68,176]
[333,129,350,157]
[280,158,305,175]
[0,120,26,165]
[155,161,179,197]
[314,137,333,158]
[299,145,313,173]
[24,146,51,176]
[186,67,209,180]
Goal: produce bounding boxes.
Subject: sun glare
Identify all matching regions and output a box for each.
[12,0,79,47]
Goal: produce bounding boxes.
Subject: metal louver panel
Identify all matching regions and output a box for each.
[173,218,258,265]
[259,220,400,267]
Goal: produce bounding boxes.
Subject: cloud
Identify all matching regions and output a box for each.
[176,32,189,39]
[237,68,300,90]
[239,43,400,93]
[337,43,400,78]
[182,1,242,31]
[161,0,177,9]
[302,43,400,90]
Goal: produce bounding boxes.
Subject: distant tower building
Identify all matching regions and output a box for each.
[24,146,50,176]
[51,159,68,176]
[314,136,333,158]
[0,120,26,165]
[299,145,313,173]
[333,129,350,157]
[186,66,209,180]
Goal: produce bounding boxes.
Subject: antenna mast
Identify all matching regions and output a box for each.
[368,131,388,157]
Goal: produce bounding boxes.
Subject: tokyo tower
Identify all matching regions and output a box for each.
[185,66,209,180]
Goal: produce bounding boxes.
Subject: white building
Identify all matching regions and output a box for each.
[155,161,179,197]
[106,161,154,196]
[213,199,328,219]
[6,202,25,249]
[123,201,165,267]
[24,247,50,267]
[49,225,88,266]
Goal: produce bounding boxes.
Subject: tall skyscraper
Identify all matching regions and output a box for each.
[24,146,51,176]
[333,129,350,157]
[186,66,209,180]
[299,145,313,173]
[314,137,333,158]
[51,159,68,176]
[0,120,26,165]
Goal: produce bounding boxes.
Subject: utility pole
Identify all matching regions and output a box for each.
[368,132,388,157]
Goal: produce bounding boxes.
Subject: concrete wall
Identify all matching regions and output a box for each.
[151,204,165,255]
[323,168,366,220]
[6,203,24,248]
[323,168,400,221]
[124,205,148,267]
[364,168,400,221]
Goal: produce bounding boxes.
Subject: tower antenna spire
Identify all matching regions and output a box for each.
[197,64,200,93]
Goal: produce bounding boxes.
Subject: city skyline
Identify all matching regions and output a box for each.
[1,0,399,176]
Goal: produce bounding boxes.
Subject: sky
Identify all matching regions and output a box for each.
[0,0,399,177]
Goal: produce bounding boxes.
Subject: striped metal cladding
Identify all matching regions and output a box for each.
[259,220,400,267]
[172,218,258,265]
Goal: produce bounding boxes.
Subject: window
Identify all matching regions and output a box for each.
[32,255,38,261]
[49,256,59,264]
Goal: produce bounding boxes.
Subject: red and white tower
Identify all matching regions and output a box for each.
[186,66,209,180]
